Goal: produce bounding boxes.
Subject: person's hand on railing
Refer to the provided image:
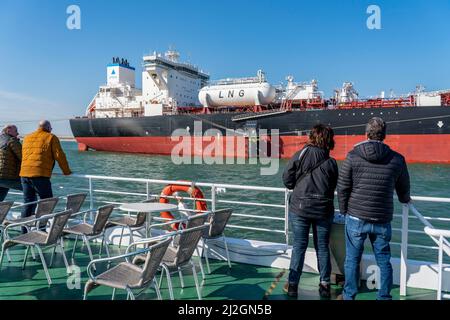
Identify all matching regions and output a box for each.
[64,170,73,176]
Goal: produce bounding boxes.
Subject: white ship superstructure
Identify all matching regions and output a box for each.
[87,59,143,118]
[284,76,323,100]
[142,50,209,109]
[86,49,450,120]
[88,50,210,118]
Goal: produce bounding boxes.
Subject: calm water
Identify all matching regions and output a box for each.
[9,141,449,261]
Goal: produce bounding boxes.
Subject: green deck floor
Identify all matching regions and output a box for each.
[0,239,437,300]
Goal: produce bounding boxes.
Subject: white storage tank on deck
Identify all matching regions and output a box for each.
[199,70,276,108]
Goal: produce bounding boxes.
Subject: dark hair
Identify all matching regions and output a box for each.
[366,117,386,141]
[308,124,335,151]
[2,124,16,134]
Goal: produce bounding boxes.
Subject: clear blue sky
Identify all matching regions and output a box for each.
[1,0,449,135]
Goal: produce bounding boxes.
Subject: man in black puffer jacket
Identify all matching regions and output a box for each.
[338,117,411,300]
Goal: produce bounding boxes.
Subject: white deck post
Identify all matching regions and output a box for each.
[437,235,443,300]
[400,203,409,296]
[284,189,290,250]
[88,177,94,221]
[211,185,216,211]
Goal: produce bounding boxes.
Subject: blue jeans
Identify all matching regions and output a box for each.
[343,214,393,300]
[21,177,53,219]
[0,178,23,202]
[288,213,332,285]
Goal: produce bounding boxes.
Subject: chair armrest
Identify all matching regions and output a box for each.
[148,217,187,230]
[3,212,61,239]
[69,209,95,218]
[178,209,212,214]
[151,216,177,222]
[81,208,105,223]
[65,209,94,224]
[124,232,177,259]
[11,200,41,210]
[86,247,152,281]
[149,212,210,230]
[125,223,210,256]
[10,195,66,210]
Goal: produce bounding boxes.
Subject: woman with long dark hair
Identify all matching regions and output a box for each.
[282,124,339,298]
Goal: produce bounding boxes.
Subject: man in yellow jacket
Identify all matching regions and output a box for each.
[20,120,72,222]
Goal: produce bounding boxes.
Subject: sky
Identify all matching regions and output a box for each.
[0,0,449,136]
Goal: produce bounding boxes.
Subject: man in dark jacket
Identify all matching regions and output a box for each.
[0,125,23,201]
[337,117,411,300]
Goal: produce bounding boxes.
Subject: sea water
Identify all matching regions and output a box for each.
[8,141,449,262]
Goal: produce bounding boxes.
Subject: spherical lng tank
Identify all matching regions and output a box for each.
[199,81,276,108]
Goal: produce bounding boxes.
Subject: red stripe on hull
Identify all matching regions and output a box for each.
[76,134,450,164]
[280,134,450,163]
[76,136,249,158]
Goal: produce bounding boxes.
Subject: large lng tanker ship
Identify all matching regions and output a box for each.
[70,50,450,163]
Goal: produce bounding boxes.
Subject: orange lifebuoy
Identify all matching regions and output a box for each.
[159,183,207,230]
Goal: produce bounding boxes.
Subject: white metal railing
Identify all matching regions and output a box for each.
[423,227,450,300]
[209,77,265,86]
[69,174,291,247]
[8,174,450,297]
[74,175,450,297]
[9,178,450,245]
[400,202,450,298]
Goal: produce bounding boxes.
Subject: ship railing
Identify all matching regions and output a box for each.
[209,77,265,86]
[7,175,289,244]
[8,177,450,250]
[8,174,450,296]
[400,202,450,299]
[67,174,291,245]
[423,226,450,300]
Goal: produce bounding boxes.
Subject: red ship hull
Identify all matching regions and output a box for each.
[76,133,450,164]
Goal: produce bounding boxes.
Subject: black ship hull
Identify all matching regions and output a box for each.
[70,106,450,163]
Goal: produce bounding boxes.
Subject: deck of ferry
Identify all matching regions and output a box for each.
[1,174,448,301]
[0,239,436,300]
